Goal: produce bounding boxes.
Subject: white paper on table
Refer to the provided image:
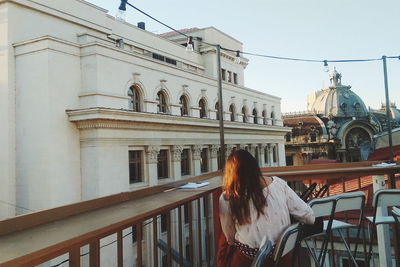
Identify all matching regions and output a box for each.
[372,162,396,167]
[179,182,210,189]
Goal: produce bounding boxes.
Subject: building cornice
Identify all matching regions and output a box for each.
[66,107,290,134]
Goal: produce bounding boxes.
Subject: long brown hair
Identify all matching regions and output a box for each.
[222,149,266,225]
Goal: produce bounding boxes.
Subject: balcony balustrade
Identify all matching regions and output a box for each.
[0,162,399,267]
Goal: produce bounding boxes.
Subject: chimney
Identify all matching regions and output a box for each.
[137,22,145,30]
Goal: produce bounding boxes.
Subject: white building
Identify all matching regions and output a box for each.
[0,0,288,221]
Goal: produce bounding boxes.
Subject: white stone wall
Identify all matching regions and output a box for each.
[0,2,16,219]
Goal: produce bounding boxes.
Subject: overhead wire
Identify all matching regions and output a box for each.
[123,0,399,64]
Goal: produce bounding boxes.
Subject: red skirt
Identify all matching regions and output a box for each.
[216,234,292,267]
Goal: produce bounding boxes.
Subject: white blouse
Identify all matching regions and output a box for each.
[219,176,315,248]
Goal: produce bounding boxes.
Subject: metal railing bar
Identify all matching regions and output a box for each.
[188,202,194,265]
[153,216,158,267]
[89,240,99,267]
[69,247,80,267]
[204,195,211,267]
[178,205,184,266]
[167,211,172,266]
[197,198,202,267]
[117,230,123,267]
[136,222,143,266]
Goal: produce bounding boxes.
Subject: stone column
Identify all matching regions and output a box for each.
[145,146,160,186]
[210,145,220,171]
[249,144,256,157]
[260,144,267,167]
[225,145,234,161]
[268,144,274,167]
[192,145,202,176]
[277,142,286,166]
[171,145,183,180]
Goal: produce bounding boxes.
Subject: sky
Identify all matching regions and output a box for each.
[86,0,400,113]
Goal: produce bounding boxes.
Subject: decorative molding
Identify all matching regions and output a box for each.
[225,145,235,156]
[160,79,167,88]
[133,72,141,83]
[192,145,202,160]
[145,146,160,164]
[210,145,220,158]
[171,145,183,162]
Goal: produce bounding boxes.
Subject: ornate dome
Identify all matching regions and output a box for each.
[310,69,368,118]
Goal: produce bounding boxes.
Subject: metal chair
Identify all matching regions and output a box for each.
[328,191,366,267]
[252,223,301,267]
[302,196,337,267]
[366,189,400,264]
[300,183,317,202]
[393,206,400,226]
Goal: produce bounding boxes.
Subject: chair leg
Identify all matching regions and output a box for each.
[338,230,359,267]
[367,223,375,265]
[303,239,322,267]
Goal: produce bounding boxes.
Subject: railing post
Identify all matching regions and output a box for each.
[117,230,123,267]
[372,175,393,266]
[69,247,80,267]
[89,240,100,267]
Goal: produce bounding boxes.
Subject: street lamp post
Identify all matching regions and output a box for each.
[382,56,394,165]
[216,45,226,168]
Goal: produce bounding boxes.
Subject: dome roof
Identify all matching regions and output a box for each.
[310,70,368,118]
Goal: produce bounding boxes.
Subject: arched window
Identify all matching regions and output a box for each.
[253,108,258,124]
[157,91,168,113]
[271,111,275,125]
[179,95,189,116]
[242,106,248,123]
[310,132,317,142]
[215,102,220,120]
[199,98,207,118]
[229,104,236,122]
[262,110,267,125]
[128,85,141,111]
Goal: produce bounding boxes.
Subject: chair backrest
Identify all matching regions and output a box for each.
[272,223,301,262]
[251,223,301,267]
[392,206,400,225]
[314,184,329,199]
[335,191,365,213]
[373,189,400,208]
[251,238,273,267]
[308,196,336,217]
[300,183,317,201]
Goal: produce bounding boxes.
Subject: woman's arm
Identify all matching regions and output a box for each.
[284,182,315,224]
[218,194,236,245]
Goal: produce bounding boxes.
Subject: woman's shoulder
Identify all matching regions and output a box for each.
[269,176,286,186]
[219,192,230,201]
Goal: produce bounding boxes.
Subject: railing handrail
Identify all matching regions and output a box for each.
[0,171,221,237]
[0,175,222,266]
[1,162,399,266]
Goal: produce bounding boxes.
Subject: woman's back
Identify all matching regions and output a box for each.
[219,176,314,248]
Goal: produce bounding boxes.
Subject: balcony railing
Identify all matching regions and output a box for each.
[0,162,399,267]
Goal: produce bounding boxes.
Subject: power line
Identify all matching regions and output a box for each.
[122,1,399,64]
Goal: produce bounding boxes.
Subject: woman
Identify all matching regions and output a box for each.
[218,149,315,266]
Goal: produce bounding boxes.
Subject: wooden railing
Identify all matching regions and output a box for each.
[0,162,399,267]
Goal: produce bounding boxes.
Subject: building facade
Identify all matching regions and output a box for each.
[283,69,400,165]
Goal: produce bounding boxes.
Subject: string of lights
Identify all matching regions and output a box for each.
[118,0,399,66]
